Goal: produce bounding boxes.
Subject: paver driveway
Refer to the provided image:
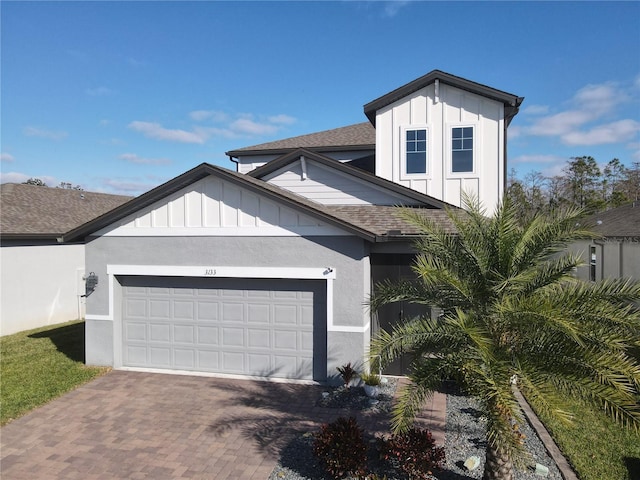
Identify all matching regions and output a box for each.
[1,370,445,479]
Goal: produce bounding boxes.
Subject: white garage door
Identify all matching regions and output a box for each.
[120,276,326,380]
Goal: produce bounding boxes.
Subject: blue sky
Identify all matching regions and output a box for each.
[2,1,639,196]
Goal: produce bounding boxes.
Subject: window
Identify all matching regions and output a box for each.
[405,129,427,174]
[452,127,473,173]
[589,246,597,282]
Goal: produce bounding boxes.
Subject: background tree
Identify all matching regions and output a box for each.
[561,156,603,212]
[22,178,47,186]
[370,197,640,480]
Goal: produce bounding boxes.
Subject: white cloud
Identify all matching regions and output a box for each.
[268,114,296,125]
[86,86,114,96]
[528,110,593,136]
[128,121,207,144]
[99,119,110,126]
[561,119,640,146]
[383,1,410,17]
[517,79,637,147]
[130,112,297,144]
[1,152,15,162]
[189,110,229,122]
[118,153,172,166]
[510,154,567,165]
[522,105,549,115]
[23,126,68,141]
[100,177,158,195]
[230,118,279,136]
[0,172,57,185]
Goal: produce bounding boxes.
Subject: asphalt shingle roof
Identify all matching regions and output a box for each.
[1,183,132,237]
[226,122,375,156]
[588,203,640,238]
[326,205,457,236]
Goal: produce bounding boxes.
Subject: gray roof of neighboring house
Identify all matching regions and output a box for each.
[226,122,375,157]
[587,203,640,238]
[0,183,132,240]
[62,163,456,243]
[364,69,524,126]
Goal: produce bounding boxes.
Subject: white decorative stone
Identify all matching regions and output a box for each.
[535,463,549,477]
[463,456,480,471]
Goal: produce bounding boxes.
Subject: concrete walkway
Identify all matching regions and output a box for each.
[1,371,446,479]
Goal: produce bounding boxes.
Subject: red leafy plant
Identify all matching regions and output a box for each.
[313,416,368,479]
[378,427,445,480]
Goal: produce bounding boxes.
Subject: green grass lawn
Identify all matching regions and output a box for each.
[0,320,109,425]
[532,395,640,480]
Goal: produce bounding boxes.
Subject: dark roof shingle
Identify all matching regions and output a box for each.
[1,183,132,238]
[587,203,640,238]
[226,122,375,156]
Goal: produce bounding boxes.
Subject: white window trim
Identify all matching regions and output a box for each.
[400,124,431,180]
[447,124,476,177]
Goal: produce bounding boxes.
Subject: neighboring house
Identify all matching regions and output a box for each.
[0,183,131,336]
[572,202,640,282]
[65,70,522,381]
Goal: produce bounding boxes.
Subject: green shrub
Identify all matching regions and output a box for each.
[360,371,381,386]
[378,427,445,479]
[313,416,368,479]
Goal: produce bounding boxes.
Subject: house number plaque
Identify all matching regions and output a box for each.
[204,268,217,276]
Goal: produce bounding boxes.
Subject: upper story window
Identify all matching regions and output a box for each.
[405,128,428,174]
[452,127,474,173]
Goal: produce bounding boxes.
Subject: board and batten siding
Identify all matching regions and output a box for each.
[374,82,505,214]
[263,160,422,206]
[93,176,349,237]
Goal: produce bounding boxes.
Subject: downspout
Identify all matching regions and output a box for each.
[228,155,239,172]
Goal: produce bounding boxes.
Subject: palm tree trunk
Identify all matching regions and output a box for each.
[482,444,514,480]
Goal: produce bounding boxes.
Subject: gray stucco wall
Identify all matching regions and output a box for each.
[571,239,640,281]
[85,235,370,383]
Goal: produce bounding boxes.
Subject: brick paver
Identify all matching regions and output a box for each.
[0,371,446,479]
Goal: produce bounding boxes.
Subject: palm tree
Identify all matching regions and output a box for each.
[370,195,640,480]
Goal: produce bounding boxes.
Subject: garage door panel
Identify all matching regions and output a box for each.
[197,302,218,321]
[126,345,147,364]
[174,349,195,368]
[125,299,147,318]
[247,329,271,348]
[125,322,147,341]
[222,351,245,372]
[173,325,195,343]
[274,330,298,350]
[174,301,194,319]
[221,303,243,321]
[274,305,297,324]
[150,347,171,365]
[247,304,270,324]
[120,276,326,380]
[198,326,219,345]
[198,350,219,369]
[149,300,171,318]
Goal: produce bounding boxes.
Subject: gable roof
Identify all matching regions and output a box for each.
[248,148,453,209]
[364,69,524,126]
[226,122,375,158]
[0,183,132,240]
[586,203,640,238]
[62,163,455,243]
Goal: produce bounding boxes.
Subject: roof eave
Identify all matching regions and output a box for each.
[62,163,379,243]
[226,143,375,158]
[364,70,523,126]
